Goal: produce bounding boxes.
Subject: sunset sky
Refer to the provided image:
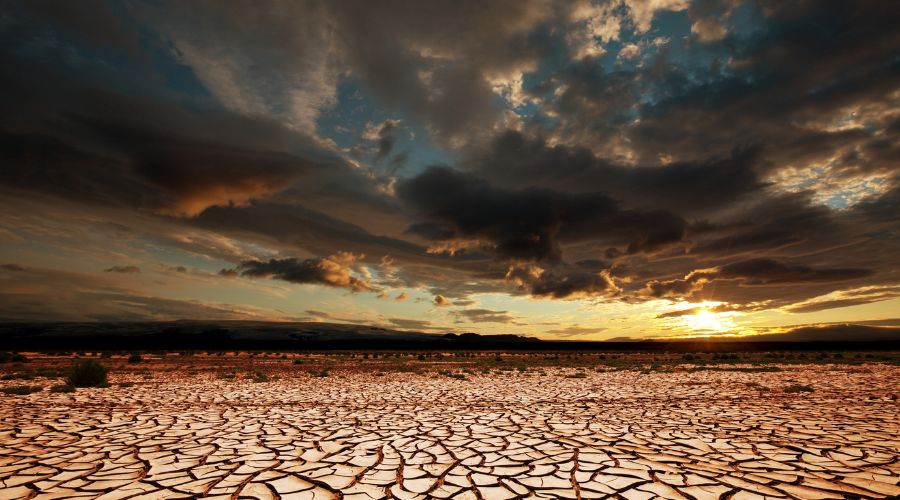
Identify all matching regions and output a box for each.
[1,0,898,340]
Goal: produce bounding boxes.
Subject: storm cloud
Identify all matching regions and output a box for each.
[223,253,376,292]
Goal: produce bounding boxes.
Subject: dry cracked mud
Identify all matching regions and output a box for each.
[1,356,899,499]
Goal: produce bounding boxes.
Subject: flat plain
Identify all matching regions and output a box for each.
[1,351,899,499]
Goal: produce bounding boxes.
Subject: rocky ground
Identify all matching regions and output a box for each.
[0,352,898,499]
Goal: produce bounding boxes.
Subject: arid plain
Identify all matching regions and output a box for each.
[1,352,899,500]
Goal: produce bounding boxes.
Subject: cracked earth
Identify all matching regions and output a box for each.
[1,355,899,499]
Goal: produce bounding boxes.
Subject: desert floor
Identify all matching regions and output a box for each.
[1,352,899,499]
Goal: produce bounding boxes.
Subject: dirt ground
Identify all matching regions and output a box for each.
[1,352,899,499]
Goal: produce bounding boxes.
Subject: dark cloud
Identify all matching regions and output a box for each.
[451,308,516,324]
[471,128,766,216]
[397,166,687,262]
[0,266,288,322]
[505,263,620,300]
[104,266,141,274]
[530,269,620,300]
[387,318,433,330]
[785,286,900,313]
[223,253,376,292]
[372,120,398,163]
[544,326,607,338]
[644,258,873,299]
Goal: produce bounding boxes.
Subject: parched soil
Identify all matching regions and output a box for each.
[1,353,899,499]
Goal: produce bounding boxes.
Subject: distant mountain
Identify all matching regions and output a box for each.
[1,320,898,351]
[0,320,539,350]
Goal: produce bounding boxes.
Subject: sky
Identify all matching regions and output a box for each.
[0,0,898,340]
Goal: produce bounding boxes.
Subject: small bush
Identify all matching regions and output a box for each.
[127,353,143,363]
[309,370,329,378]
[50,384,75,393]
[66,359,109,387]
[248,371,268,383]
[11,353,29,363]
[784,384,814,393]
[0,352,9,363]
[292,359,304,365]
[564,372,588,378]
[2,385,42,395]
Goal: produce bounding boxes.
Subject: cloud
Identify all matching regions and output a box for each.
[784,286,900,313]
[617,43,641,60]
[223,252,376,292]
[625,0,690,33]
[451,308,516,324]
[1,264,24,271]
[387,318,433,330]
[397,165,687,262]
[363,119,402,163]
[505,263,621,299]
[0,265,292,322]
[644,259,873,299]
[1,0,898,323]
[433,294,452,306]
[469,131,766,216]
[545,325,607,337]
[530,269,620,299]
[104,265,141,274]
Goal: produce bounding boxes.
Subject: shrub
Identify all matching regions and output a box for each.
[2,385,42,395]
[309,370,329,378]
[66,359,109,387]
[127,353,143,363]
[249,371,268,383]
[50,384,75,393]
[0,352,9,363]
[784,384,814,393]
[11,353,28,363]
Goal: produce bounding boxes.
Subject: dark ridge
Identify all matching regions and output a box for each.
[0,321,898,351]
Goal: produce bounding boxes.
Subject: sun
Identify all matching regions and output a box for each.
[681,305,736,333]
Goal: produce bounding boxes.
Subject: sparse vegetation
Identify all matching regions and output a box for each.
[50,384,75,393]
[127,353,143,363]
[2,385,43,395]
[784,384,814,393]
[66,359,109,388]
